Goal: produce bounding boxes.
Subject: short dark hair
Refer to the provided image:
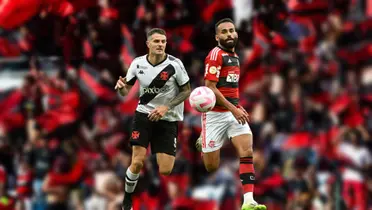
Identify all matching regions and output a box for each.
[215,18,235,33]
[147,28,166,40]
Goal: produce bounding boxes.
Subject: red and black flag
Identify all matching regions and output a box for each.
[79,63,117,103]
[0,89,25,132]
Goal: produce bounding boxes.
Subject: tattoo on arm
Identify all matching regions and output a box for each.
[167,82,191,109]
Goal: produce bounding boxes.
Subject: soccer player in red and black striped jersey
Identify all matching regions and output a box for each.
[196,18,266,210]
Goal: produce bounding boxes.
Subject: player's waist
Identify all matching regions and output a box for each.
[135,110,181,122]
[212,105,241,112]
[212,97,239,112]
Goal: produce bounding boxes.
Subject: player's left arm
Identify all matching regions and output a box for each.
[167,59,191,109]
[148,59,191,121]
[166,82,191,109]
[148,82,191,121]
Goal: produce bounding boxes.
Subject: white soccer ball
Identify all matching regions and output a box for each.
[189,86,216,113]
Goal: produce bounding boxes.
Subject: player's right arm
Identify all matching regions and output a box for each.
[115,60,136,96]
[115,76,132,96]
[204,51,249,124]
[205,80,249,124]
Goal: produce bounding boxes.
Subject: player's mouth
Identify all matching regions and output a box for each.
[226,39,234,42]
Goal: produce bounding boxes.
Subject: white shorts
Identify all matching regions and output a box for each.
[201,111,252,153]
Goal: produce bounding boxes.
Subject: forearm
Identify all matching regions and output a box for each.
[118,88,129,96]
[167,90,190,109]
[166,83,191,109]
[118,85,132,96]
[208,86,236,111]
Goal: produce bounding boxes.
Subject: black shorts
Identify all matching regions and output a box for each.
[129,111,178,156]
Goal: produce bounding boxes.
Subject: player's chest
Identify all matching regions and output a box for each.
[219,56,240,81]
[136,63,175,86]
[221,54,240,67]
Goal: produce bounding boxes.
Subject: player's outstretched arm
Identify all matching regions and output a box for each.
[115,76,133,96]
[205,80,249,124]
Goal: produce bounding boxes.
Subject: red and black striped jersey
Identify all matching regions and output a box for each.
[204,46,240,112]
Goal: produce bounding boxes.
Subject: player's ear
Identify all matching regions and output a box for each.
[146,40,150,48]
[215,34,219,42]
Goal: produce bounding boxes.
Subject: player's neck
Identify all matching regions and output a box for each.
[218,44,235,53]
[147,53,167,66]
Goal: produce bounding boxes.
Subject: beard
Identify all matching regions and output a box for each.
[219,37,238,49]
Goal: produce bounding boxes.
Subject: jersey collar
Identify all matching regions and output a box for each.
[146,54,168,67]
[217,45,235,54]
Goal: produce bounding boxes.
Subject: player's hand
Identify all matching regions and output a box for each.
[148,105,169,121]
[115,76,127,90]
[238,105,250,122]
[232,106,250,125]
[115,76,128,96]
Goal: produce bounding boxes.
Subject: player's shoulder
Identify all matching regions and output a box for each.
[167,54,184,67]
[131,55,147,65]
[167,54,181,62]
[207,47,223,61]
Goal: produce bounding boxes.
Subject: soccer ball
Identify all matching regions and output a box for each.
[189,86,216,113]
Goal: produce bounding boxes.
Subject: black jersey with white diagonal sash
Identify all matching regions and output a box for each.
[126,54,190,122]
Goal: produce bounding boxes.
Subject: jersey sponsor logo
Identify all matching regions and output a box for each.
[131,131,140,139]
[226,73,239,82]
[137,64,148,69]
[139,64,175,105]
[160,71,169,80]
[143,85,170,94]
[138,70,145,74]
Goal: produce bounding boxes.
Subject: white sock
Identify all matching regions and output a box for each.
[125,168,139,193]
[243,192,255,204]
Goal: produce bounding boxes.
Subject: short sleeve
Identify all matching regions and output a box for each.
[204,50,222,82]
[126,60,137,86]
[174,59,190,86]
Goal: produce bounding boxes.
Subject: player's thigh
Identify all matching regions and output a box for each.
[155,153,175,174]
[152,120,178,174]
[129,111,152,149]
[151,120,178,157]
[228,120,253,156]
[201,112,229,153]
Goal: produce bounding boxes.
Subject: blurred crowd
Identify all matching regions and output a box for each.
[0,0,371,209]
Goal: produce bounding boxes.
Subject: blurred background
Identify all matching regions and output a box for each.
[0,0,371,209]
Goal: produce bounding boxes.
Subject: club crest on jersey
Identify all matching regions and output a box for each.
[208,140,215,148]
[131,131,140,139]
[160,71,169,80]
